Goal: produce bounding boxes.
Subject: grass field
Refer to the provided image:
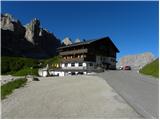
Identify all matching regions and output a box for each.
[1,78,27,99]
[139,58,159,78]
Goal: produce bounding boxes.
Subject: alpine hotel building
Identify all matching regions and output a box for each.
[55,37,119,76]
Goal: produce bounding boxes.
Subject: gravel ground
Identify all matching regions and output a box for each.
[2,75,142,119]
[0,75,25,85]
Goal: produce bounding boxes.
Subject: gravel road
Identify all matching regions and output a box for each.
[1,75,25,85]
[98,70,159,118]
[2,75,142,119]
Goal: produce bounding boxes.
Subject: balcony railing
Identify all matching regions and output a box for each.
[61,57,85,62]
[59,49,88,56]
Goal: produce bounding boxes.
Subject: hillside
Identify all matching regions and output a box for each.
[1,56,39,76]
[1,56,61,76]
[139,58,159,78]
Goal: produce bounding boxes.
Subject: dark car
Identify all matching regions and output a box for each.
[123,66,131,70]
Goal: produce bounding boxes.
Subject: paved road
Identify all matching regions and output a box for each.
[2,76,141,119]
[98,70,159,118]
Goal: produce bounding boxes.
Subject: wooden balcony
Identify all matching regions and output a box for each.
[61,57,85,63]
[59,49,88,56]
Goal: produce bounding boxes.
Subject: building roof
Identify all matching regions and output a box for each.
[58,36,120,52]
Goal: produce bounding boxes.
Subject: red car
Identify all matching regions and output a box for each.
[123,66,131,70]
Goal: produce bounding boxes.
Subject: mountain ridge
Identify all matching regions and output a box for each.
[117,52,155,69]
[1,13,61,59]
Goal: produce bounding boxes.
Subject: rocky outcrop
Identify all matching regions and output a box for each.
[1,13,26,37]
[75,38,81,43]
[24,18,40,44]
[62,37,72,45]
[1,13,61,59]
[117,52,155,69]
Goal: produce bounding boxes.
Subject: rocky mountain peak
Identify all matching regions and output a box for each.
[117,52,155,69]
[1,13,23,32]
[2,13,18,22]
[62,37,72,45]
[1,13,61,59]
[24,18,41,44]
[75,38,81,43]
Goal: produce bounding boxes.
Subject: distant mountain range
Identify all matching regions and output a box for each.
[1,13,61,59]
[117,52,155,69]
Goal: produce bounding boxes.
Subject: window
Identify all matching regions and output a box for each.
[83,63,86,67]
[100,45,105,50]
[81,55,83,58]
[65,63,68,67]
[111,58,115,62]
[79,63,82,66]
[71,63,75,67]
[89,63,93,66]
[101,57,103,61]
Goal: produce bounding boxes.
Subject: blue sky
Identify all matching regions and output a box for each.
[1,1,159,59]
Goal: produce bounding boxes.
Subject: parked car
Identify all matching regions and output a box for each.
[119,66,123,70]
[123,66,131,70]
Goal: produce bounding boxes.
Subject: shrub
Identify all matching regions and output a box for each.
[9,60,24,71]
[23,58,39,68]
[42,56,61,68]
[13,67,38,76]
[1,60,10,74]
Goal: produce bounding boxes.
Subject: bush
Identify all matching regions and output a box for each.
[9,60,24,71]
[13,67,38,76]
[42,56,61,68]
[1,60,10,74]
[23,58,39,68]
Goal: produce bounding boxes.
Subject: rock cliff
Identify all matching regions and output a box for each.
[62,37,72,45]
[24,18,40,44]
[1,13,61,59]
[117,52,155,69]
[75,38,81,43]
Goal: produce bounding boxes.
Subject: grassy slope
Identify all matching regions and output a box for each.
[1,78,27,99]
[139,58,159,78]
[1,56,61,76]
[1,56,39,76]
